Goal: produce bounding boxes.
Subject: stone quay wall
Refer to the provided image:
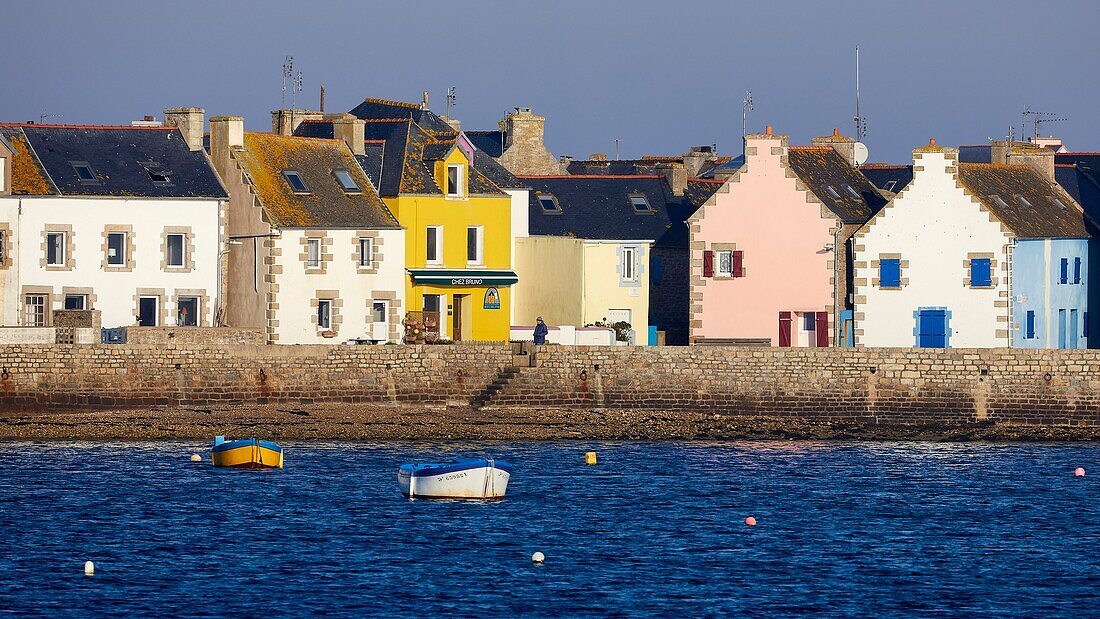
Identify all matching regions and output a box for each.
[1,343,1099,427]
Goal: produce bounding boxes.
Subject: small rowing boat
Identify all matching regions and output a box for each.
[210,436,284,469]
[398,457,512,499]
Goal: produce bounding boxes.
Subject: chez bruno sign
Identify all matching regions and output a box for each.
[407,269,519,288]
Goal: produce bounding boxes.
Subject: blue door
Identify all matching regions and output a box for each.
[1058,309,1067,348]
[917,309,948,348]
[1069,310,1079,348]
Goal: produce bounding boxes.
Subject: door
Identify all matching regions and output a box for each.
[451,295,468,341]
[1058,309,1067,348]
[1069,309,1079,348]
[778,311,792,347]
[138,297,158,326]
[372,301,389,341]
[917,309,947,348]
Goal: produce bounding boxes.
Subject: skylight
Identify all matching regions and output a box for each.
[139,161,172,185]
[1052,197,1067,209]
[826,185,842,199]
[70,162,98,184]
[844,185,861,199]
[629,195,652,212]
[1014,194,1033,208]
[333,169,360,193]
[885,180,898,192]
[538,193,561,213]
[991,195,1010,208]
[282,170,309,193]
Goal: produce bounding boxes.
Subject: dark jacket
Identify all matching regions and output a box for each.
[533,321,549,344]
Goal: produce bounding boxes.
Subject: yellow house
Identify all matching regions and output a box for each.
[342,99,516,341]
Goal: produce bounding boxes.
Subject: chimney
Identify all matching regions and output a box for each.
[271,109,324,136]
[812,128,856,165]
[209,116,245,163]
[681,146,714,176]
[421,91,430,110]
[496,107,560,175]
[657,162,688,196]
[991,140,1054,183]
[164,107,205,151]
[558,155,574,172]
[330,114,365,156]
[590,153,608,162]
[743,125,787,162]
[438,115,461,131]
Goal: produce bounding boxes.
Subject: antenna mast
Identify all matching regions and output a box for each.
[446,86,456,117]
[742,90,753,154]
[1023,107,1066,139]
[853,46,867,140]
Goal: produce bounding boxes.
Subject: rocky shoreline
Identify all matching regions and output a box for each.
[1,404,1098,441]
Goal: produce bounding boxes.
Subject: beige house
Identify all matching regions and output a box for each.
[209,114,405,344]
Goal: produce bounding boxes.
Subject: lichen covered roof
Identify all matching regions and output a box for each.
[0,127,55,195]
[235,132,398,229]
[958,163,1094,237]
[787,146,886,223]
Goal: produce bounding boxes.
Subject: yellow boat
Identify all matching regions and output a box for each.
[210,436,284,469]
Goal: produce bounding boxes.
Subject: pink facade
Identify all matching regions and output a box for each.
[689,131,837,345]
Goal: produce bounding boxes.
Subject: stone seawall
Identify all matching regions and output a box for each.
[1,344,1099,428]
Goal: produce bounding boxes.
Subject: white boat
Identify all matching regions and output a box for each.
[398,457,512,499]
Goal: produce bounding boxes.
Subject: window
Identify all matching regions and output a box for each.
[844,185,861,199]
[466,227,483,264]
[333,169,360,193]
[1015,195,1033,208]
[1052,197,1067,209]
[884,180,898,192]
[140,161,171,185]
[24,294,47,326]
[252,237,260,293]
[166,233,186,267]
[717,250,733,276]
[0,158,5,192]
[970,258,992,287]
[358,238,373,268]
[1074,257,1082,284]
[991,195,1010,209]
[426,226,443,264]
[446,164,463,197]
[64,294,86,310]
[1060,258,1070,284]
[317,299,332,329]
[879,258,901,287]
[423,294,441,314]
[107,232,126,266]
[826,185,842,199]
[622,246,638,281]
[306,238,321,269]
[70,161,98,184]
[1025,310,1036,339]
[373,301,387,323]
[46,232,66,266]
[282,170,309,193]
[177,297,198,326]
[629,195,652,213]
[803,312,817,332]
[0,230,6,263]
[538,193,561,213]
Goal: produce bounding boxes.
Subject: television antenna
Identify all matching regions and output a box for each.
[281,55,293,110]
[446,86,456,116]
[1022,107,1066,138]
[742,90,753,141]
[38,113,63,123]
[853,46,867,140]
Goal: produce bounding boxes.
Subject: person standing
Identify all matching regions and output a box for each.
[533,317,549,345]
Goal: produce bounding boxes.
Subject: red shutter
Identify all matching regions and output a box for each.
[779,311,792,347]
[732,250,744,278]
[815,311,829,347]
[703,250,714,277]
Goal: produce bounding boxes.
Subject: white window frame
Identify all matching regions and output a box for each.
[0,157,6,193]
[306,238,321,269]
[716,250,734,276]
[166,233,186,268]
[446,164,464,198]
[622,246,638,282]
[138,296,159,326]
[358,237,373,268]
[466,226,484,265]
[25,294,47,326]
[46,232,66,266]
[177,296,199,326]
[426,226,443,265]
[317,299,332,329]
[107,232,127,266]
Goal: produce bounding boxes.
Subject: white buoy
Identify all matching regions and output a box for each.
[531,551,545,563]
[84,561,94,576]
[190,454,202,462]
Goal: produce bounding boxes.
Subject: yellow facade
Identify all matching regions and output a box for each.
[384,147,514,341]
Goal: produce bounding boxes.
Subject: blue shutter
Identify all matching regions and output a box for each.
[1074,257,1081,284]
[1060,258,1069,284]
[1058,309,1067,348]
[918,309,948,348]
[880,259,901,287]
[1026,310,1035,339]
[970,258,991,287]
[1085,312,1090,339]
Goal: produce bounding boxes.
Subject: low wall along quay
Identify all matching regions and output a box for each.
[1,344,1099,428]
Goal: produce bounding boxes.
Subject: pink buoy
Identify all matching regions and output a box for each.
[1075,467,1085,477]
[745,516,757,526]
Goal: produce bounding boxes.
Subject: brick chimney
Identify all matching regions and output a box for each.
[271,109,324,136]
[209,115,244,161]
[164,107,205,151]
[497,107,560,175]
[656,162,687,196]
[329,113,365,155]
[812,128,856,165]
[681,146,715,176]
[991,140,1055,183]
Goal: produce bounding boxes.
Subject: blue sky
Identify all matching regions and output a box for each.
[3,0,1097,163]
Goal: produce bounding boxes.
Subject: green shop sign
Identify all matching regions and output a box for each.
[408,269,519,287]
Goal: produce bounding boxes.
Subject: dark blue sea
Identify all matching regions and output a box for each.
[0,441,1097,617]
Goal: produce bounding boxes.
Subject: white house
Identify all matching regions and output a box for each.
[209,114,406,344]
[0,111,227,329]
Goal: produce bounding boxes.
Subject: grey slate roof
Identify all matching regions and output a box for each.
[348,98,455,133]
[957,163,1093,238]
[859,164,914,193]
[466,131,505,157]
[1,124,226,199]
[1054,164,1100,228]
[787,147,887,223]
[520,175,702,248]
[959,145,993,163]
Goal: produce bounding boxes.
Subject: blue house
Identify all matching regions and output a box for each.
[1012,238,1096,348]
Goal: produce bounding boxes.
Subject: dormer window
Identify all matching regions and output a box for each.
[71,162,99,185]
[844,185,861,199]
[538,193,561,213]
[826,185,842,199]
[1015,194,1033,208]
[139,161,172,186]
[629,194,652,213]
[282,170,309,194]
[333,169,360,193]
[991,195,1010,208]
[446,164,464,197]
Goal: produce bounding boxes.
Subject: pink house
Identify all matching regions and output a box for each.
[688,127,885,346]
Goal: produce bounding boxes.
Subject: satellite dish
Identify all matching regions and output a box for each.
[853,142,869,166]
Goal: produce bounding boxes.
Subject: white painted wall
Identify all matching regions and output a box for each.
[854,149,1011,347]
[0,196,222,328]
[506,187,529,324]
[271,228,406,345]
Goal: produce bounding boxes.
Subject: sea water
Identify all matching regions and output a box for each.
[0,441,1097,617]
